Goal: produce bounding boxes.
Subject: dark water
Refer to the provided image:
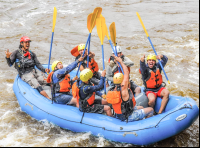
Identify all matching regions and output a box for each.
[0,0,199,146]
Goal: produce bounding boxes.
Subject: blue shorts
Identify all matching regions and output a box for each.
[116,106,146,122]
[127,106,145,122]
[54,93,73,104]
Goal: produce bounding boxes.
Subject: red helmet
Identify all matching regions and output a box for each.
[20,36,31,42]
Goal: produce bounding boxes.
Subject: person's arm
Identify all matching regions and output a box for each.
[106,65,114,82]
[123,57,134,67]
[157,55,168,71]
[96,90,103,97]
[32,52,46,73]
[5,50,17,67]
[114,56,129,101]
[140,55,148,75]
[83,76,105,94]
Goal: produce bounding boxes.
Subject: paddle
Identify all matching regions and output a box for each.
[76,7,102,76]
[136,12,170,84]
[96,15,107,94]
[109,22,124,74]
[47,7,57,74]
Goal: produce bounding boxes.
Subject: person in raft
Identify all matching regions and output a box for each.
[5,36,51,100]
[74,44,101,85]
[47,56,85,106]
[140,54,170,114]
[106,45,141,96]
[72,69,112,116]
[106,56,154,122]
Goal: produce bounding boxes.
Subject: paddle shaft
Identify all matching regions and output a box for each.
[148,37,170,83]
[87,35,91,68]
[76,33,91,76]
[48,32,54,71]
[108,40,124,74]
[101,45,106,94]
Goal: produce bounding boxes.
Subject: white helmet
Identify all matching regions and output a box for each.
[112,46,122,54]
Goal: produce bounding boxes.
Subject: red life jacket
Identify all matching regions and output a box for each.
[106,88,136,114]
[72,82,95,107]
[47,71,71,93]
[141,68,163,89]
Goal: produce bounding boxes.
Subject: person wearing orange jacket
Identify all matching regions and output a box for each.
[106,56,154,122]
[140,54,170,114]
[47,56,84,106]
[74,44,101,85]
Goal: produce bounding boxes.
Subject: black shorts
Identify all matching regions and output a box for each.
[81,98,104,114]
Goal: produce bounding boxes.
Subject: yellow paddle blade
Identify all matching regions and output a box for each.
[109,22,116,46]
[96,15,106,45]
[52,7,57,32]
[87,13,93,32]
[136,12,149,37]
[90,7,102,33]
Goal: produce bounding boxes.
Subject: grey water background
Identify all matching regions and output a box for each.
[0,0,199,146]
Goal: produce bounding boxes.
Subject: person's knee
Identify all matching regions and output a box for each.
[162,89,170,98]
[37,86,44,93]
[104,105,111,112]
[135,87,141,93]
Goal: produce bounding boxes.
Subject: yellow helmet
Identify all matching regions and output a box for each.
[113,73,124,84]
[78,44,87,52]
[52,60,62,71]
[80,69,93,82]
[147,54,157,61]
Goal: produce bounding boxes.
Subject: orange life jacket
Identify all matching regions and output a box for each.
[72,81,95,107]
[144,68,163,89]
[106,88,136,114]
[86,58,99,74]
[47,71,71,93]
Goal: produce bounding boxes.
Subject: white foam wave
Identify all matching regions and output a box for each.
[53,132,91,147]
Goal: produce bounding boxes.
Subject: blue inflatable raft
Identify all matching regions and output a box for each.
[12,65,199,146]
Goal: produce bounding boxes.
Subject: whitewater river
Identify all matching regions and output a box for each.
[0,0,199,147]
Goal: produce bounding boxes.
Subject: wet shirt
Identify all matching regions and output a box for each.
[6,49,45,73]
[79,76,105,99]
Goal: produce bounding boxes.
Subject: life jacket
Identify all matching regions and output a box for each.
[15,49,35,69]
[86,58,99,74]
[143,67,163,89]
[72,81,95,108]
[47,71,71,93]
[106,86,136,115]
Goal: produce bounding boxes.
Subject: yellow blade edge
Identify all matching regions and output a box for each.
[87,13,93,32]
[52,7,57,32]
[90,7,102,33]
[109,22,116,46]
[96,17,105,45]
[136,12,149,37]
[168,80,170,84]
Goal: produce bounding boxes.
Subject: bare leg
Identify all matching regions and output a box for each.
[68,97,78,107]
[147,93,156,108]
[40,90,51,100]
[143,107,154,118]
[101,99,108,105]
[158,89,170,114]
[135,87,141,96]
[104,105,113,117]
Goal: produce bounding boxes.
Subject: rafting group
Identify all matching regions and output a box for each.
[5,7,171,122]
